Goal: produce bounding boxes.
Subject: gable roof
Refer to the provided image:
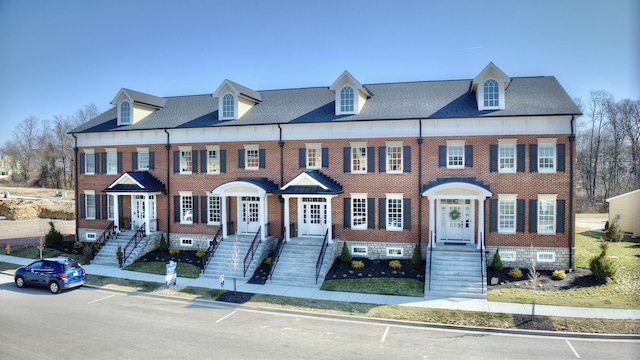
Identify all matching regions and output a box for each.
[105,171,166,193]
[212,79,262,103]
[111,88,166,108]
[279,170,343,195]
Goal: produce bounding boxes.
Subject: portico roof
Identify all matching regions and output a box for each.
[104,171,166,193]
[278,170,343,195]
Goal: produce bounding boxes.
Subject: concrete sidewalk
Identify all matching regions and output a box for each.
[1,254,638,320]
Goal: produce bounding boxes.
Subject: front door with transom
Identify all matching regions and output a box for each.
[239,196,260,234]
[438,199,473,242]
[300,197,327,237]
[132,195,156,231]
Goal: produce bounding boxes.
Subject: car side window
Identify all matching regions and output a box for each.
[42,261,54,271]
[30,261,44,270]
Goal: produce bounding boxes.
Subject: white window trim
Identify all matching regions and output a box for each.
[446,140,465,169]
[537,194,557,234]
[180,238,194,247]
[106,194,114,220]
[351,245,368,257]
[137,147,150,170]
[482,78,500,110]
[85,232,96,241]
[351,193,367,230]
[386,141,403,174]
[106,148,117,175]
[538,138,557,173]
[497,194,517,234]
[221,93,236,120]
[206,145,221,174]
[119,100,132,125]
[305,143,322,170]
[179,146,192,174]
[537,251,556,263]
[207,194,221,225]
[244,144,259,170]
[350,142,367,174]
[498,139,517,173]
[385,193,403,231]
[500,250,516,262]
[339,85,356,115]
[84,149,95,175]
[386,247,403,258]
[179,191,193,225]
[84,190,96,220]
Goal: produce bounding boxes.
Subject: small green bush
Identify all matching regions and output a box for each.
[340,241,352,263]
[169,247,180,255]
[195,249,205,258]
[45,221,64,246]
[507,268,523,278]
[552,269,566,280]
[490,249,504,271]
[73,241,84,249]
[351,260,365,269]
[411,244,422,267]
[389,260,402,269]
[604,218,624,242]
[264,256,272,266]
[93,243,103,252]
[158,234,168,252]
[590,242,616,280]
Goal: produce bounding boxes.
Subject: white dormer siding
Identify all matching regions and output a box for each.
[133,103,156,123]
[212,79,261,121]
[111,88,164,126]
[472,62,510,111]
[329,70,371,115]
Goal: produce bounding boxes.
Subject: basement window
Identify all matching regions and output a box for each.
[386,247,403,258]
[351,246,367,257]
[85,232,96,241]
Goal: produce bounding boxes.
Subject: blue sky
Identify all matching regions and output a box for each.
[0,0,637,145]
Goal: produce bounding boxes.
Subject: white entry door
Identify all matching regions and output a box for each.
[300,197,327,237]
[239,196,260,234]
[132,195,156,231]
[439,200,473,242]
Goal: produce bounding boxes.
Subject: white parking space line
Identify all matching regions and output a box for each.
[565,340,580,358]
[216,310,237,323]
[88,295,115,304]
[381,326,390,343]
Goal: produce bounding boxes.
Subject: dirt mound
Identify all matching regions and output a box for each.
[0,198,75,220]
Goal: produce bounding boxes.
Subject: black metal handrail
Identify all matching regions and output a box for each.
[480,232,485,294]
[122,224,145,266]
[268,227,287,281]
[265,222,271,237]
[202,227,223,273]
[243,226,261,277]
[428,231,433,292]
[315,229,329,284]
[87,222,114,261]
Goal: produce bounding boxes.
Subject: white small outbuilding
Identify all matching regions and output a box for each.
[606,189,640,237]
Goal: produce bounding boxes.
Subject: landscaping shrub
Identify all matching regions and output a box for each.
[169,247,180,255]
[93,243,102,252]
[340,241,352,263]
[590,242,616,280]
[264,256,272,266]
[507,268,523,279]
[411,244,422,267]
[604,218,624,242]
[552,269,566,280]
[389,259,402,269]
[490,249,504,271]
[195,249,205,258]
[45,221,64,246]
[158,234,168,252]
[351,260,364,269]
[73,241,84,249]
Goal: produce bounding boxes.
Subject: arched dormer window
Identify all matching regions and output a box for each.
[483,79,499,108]
[222,94,235,118]
[340,86,354,113]
[120,101,131,124]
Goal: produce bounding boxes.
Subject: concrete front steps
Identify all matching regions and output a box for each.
[268,238,335,288]
[91,230,150,267]
[201,235,269,282]
[425,244,487,298]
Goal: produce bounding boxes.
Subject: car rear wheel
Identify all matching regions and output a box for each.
[49,281,60,294]
[15,276,25,288]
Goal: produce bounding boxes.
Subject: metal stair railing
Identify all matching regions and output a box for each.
[202,227,223,273]
[315,229,329,284]
[243,226,261,277]
[122,224,145,267]
[268,227,287,281]
[88,222,114,260]
[480,231,486,294]
[428,231,433,292]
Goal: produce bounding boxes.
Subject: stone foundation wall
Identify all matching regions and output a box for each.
[335,240,418,260]
[485,246,576,271]
[139,232,165,258]
[169,233,216,250]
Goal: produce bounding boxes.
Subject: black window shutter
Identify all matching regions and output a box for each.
[299,148,305,168]
[403,146,411,172]
[220,150,226,172]
[438,146,446,167]
[193,196,199,224]
[489,145,498,172]
[132,152,138,171]
[529,144,538,172]
[343,147,350,173]
[79,153,85,174]
[149,151,155,170]
[201,196,207,223]
[321,147,329,168]
[102,194,108,219]
[238,149,245,168]
[259,149,266,168]
[557,144,566,172]
[100,152,106,174]
[80,194,86,219]
[173,151,179,173]
[403,198,411,230]
[343,198,351,228]
[378,146,386,173]
[201,150,207,173]
[465,145,473,167]
[117,152,122,173]
[556,199,566,233]
[489,199,498,232]
[378,198,385,229]
[517,144,525,172]
[118,196,123,220]
[174,196,180,222]
[529,199,538,233]
[192,150,198,173]
[367,146,375,173]
[517,199,525,233]
[95,195,101,220]
[367,198,375,229]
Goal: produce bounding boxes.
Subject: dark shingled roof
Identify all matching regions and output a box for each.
[105,171,166,193]
[235,178,279,193]
[71,76,581,135]
[278,170,343,195]
[122,88,166,108]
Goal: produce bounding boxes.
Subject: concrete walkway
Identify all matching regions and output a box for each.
[1,254,638,320]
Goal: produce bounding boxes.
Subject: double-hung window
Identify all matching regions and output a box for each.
[538,194,557,234]
[180,192,193,224]
[138,149,149,170]
[306,143,321,169]
[498,195,516,233]
[180,147,192,174]
[244,145,259,170]
[208,195,221,224]
[106,149,117,174]
[206,145,220,174]
[85,150,95,174]
[447,140,465,169]
[351,194,367,230]
[351,142,367,173]
[386,141,403,173]
[107,194,114,220]
[538,139,556,173]
[386,194,403,231]
[85,191,96,219]
[498,140,516,173]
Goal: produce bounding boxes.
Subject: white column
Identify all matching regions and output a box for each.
[283,196,290,242]
[113,194,120,233]
[429,198,435,248]
[144,194,150,236]
[260,195,266,241]
[221,195,228,239]
[477,198,485,250]
[326,196,333,244]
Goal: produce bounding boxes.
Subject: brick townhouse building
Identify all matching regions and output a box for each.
[70,62,581,295]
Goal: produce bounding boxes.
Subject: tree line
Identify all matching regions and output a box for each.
[0,104,98,189]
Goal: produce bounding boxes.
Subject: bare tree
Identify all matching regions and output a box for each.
[528,254,541,320]
[3,116,42,184]
[618,99,640,187]
[73,103,99,127]
[229,233,240,295]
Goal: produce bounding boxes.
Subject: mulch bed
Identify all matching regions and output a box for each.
[47,241,85,256]
[215,291,254,304]
[324,258,425,281]
[136,249,204,268]
[487,267,605,291]
[248,260,271,285]
[512,314,556,331]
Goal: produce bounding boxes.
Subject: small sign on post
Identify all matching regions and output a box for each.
[219,274,225,289]
[165,260,177,288]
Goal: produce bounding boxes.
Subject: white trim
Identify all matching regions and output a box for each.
[500,250,516,262]
[180,238,194,247]
[305,143,322,169]
[446,140,465,169]
[351,245,368,257]
[498,194,517,234]
[205,145,221,174]
[243,144,259,170]
[85,232,97,241]
[537,251,556,262]
[350,142,368,174]
[385,141,403,174]
[386,247,403,258]
[606,189,640,202]
[350,193,368,230]
[537,194,558,234]
[538,138,557,173]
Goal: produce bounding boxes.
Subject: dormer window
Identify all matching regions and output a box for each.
[483,79,499,108]
[340,86,354,113]
[222,94,235,118]
[120,101,131,124]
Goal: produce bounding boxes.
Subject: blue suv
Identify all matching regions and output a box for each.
[14,257,86,294]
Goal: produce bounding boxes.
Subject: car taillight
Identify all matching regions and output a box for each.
[82,269,86,276]
[59,273,67,280]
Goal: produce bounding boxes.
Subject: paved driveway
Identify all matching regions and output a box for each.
[0,219,75,245]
